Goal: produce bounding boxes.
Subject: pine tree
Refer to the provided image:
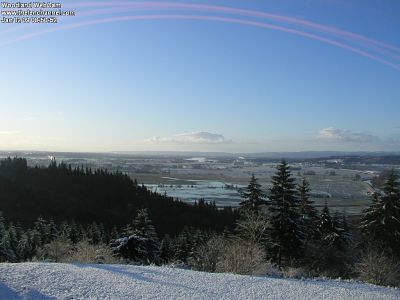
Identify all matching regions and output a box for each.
[159,234,175,263]
[64,221,78,243]
[4,223,18,262]
[332,211,349,251]
[110,226,119,240]
[88,222,102,244]
[1,232,16,262]
[239,174,266,210]
[34,217,50,245]
[0,211,9,262]
[341,211,349,235]
[29,228,42,256]
[16,233,31,261]
[7,223,19,260]
[317,204,348,249]
[314,203,349,276]
[48,219,58,242]
[268,160,303,265]
[298,178,319,241]
[174,226,194,263]
[360,170,400,256]
[112,208,160,264]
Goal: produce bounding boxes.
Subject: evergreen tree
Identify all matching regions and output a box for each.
[29,228,42,256]
[332,211,349,251]
[318,204,333,238]
[173,226,204,263]
[63,221,79,244]
[341,211,349,235]
[78,224,87,242]
[268,160,303,265]
[1,232,16,262]
[174,227,192,263]
[298,178,319,241]
[48,219,58,242]
[88,222,102,244]
[7,223,19,260]
[98,223,106,243]
[34,217,50,246]
[16,233,31,261]
[314,203,349,276]
[239,174,266,210]
[360,170,400,256]
[3,223,17,262]
[159,234,175,263]
[317,204,348,250]
[112,208,160,264]
[0,211,10,262]
[26,229,40,259]
[110,226,119,240]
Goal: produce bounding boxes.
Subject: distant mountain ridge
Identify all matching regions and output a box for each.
[112,150,400,159]
[1,150,400,160]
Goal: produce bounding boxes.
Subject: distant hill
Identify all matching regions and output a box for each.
[2,150,400,161]
[112,150,400,159]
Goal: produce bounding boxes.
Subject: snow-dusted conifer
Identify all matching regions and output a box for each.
[0,211,10,262]
[239,174,267,210]
[268,160,303,265]
[314,203,349,276]
[112,208,160,264]
[298,178,319,241]
[360,170,400,255]
[159,234,175,263]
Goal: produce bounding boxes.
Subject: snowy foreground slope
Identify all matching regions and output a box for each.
[0,263,399,300]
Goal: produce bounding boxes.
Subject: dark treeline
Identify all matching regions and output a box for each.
[0,157,237,236]
[0,210,212,266]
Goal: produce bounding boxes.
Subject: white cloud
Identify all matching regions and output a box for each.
[148,131,233,144]
[0,130,21,135]
[317,127,379,143]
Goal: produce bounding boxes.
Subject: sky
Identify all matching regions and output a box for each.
[0,0,399,153]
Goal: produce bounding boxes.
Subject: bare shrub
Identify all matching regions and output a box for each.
[263,261,283,277]
[235,209,270,245]
[355,249,400,287]
[281,267,311,279]
[216,240,266,275]
[65,240,119,264]
[190,235,227,272]
[39,236,74,262]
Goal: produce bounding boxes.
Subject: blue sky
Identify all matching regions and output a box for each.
[1,0,399,152]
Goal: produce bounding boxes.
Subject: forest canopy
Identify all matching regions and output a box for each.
[0,157,237,236]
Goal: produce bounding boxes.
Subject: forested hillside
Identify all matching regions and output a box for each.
[0,157,237,236]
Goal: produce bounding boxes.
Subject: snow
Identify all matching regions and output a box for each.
[0,263,399,299]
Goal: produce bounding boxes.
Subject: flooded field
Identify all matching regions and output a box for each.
[144,175,373,215]
[145,177,244,206]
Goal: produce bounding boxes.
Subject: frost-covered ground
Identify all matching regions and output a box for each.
[0,263,399,299]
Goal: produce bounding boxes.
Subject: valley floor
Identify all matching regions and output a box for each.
[0,263,399,299]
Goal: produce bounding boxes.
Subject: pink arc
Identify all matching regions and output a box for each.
[1,14,399,71]
[61,1,400,54]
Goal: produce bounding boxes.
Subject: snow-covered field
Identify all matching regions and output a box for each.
[0,263,399,299]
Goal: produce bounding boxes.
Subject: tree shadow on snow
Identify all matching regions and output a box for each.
[0,282,55,300]
[25,289,56,300]
[75,263,219,297]
[0,282,20,300]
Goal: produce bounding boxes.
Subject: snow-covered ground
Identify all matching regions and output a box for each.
[0,263,399,299]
